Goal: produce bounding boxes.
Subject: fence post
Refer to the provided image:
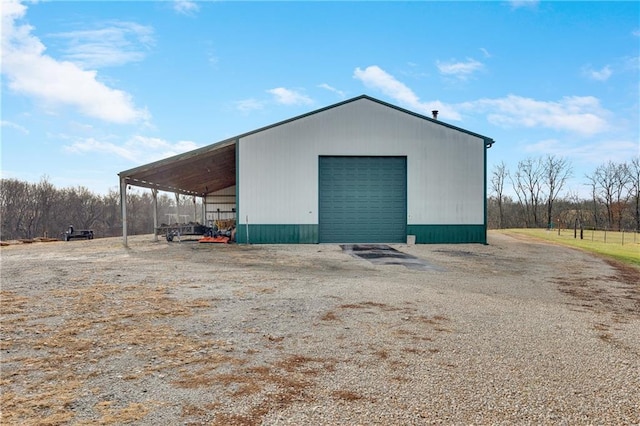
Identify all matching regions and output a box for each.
[622,229,624,246]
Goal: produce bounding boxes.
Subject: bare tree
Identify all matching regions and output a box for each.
[1,179,29,240]
[588,161,632,230]
[62,186,104,231]
[611,161,632,230]
[543,155,572,229]
[585,172,601,229]
[565,190,587,237]
[0,178,194,240]
[34,177,58,238]
[511,157,544,227]
[490,161,508,228]
[101,189,122,236]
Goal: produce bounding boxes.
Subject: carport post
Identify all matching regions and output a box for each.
[201,196,207,226]
[120,177,128,246]
[175,193,180,224]
[152,189,158,242]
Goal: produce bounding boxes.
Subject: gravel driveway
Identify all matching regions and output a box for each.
[1,232,638,425]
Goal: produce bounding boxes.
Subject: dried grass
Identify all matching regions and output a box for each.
[93,402,150,424]
[1,278,222,424]
[332,390,363,402]
[0,290,30,314]
[339,301,388,309]
[374,349,389,359]
[320,310,339,321]
[181,403,207,417]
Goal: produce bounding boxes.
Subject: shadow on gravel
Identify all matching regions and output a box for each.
[341,244,443,271]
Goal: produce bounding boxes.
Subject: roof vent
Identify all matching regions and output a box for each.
[432,110,439,120]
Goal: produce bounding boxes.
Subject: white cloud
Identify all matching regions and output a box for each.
[353,65,461,120]
[173,0,200,16]
[623,55,640,72]
[235,98,264,112]
[436,58,484,80]
[400,62,430,79]
[583,65,612,82]
[50,21,154,69]
[123,135,199,161]
[318,83,346,98]
[267,88,313,106]
[480,48,492,58]
[1,0,150,124]
[69,121,94,133]
[508,0,539,9]
[354,65,419,104]
[65,137,139,161]
[1,120,29,134]
[524,138,639,165]
[463,95,609,136]
[353,65,613,136]
[207,52,219,67]
[65,135,200,163]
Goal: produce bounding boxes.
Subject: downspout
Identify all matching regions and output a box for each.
[484,138,495,245]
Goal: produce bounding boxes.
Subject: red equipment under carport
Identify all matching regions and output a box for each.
[199,219,236,244]
[199,235,230,244]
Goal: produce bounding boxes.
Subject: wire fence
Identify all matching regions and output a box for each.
[556,227,639,246]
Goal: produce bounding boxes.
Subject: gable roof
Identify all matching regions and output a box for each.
[118,95,494,196]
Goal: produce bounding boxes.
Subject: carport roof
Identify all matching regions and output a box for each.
[118,139,236,196]
[118,95,494,197]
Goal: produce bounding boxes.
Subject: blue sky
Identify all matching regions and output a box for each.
[2,0,639,198]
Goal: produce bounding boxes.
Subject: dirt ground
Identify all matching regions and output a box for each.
[1,232,639,425]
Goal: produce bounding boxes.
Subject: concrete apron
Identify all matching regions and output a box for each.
[341,244,443,271]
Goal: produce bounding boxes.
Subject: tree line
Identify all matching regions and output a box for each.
[0,178,203,241]
[1,155,638,241]
[489,156,639,232]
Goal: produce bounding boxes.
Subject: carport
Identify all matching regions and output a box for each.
[118,140,236,245]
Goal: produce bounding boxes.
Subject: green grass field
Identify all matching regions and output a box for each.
[496,228,640,268]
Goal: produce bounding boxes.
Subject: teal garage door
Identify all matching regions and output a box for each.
[319,156,407,243]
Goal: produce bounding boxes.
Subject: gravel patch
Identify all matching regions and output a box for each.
[1,232,638,424]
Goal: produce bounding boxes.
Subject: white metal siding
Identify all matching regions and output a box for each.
[205,185,236,222]
[239,98,484,225]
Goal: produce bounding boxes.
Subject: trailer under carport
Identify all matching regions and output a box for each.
[118,140,236,245]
